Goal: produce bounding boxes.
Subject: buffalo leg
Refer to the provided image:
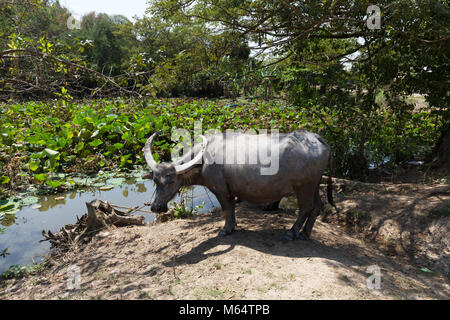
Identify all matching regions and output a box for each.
[216,194,236,237]
[281,186,315,241]
[298,187,323,240]
[203,167,236,236]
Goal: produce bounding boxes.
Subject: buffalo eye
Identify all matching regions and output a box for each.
[165,174,175,184]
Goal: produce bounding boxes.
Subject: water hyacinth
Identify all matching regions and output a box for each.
[0,98,439,194]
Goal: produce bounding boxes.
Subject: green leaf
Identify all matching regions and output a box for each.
[75,142,85,153]
[113,143,124,150]
[46,180,62,188]
[1,212,17,226]
[122,132,131,140]
[89,139,103,147]
[65,130,74,139]
[29,161,40,172]
[0,176,10,184]
[34,173,48,182]
[0,204,15,212]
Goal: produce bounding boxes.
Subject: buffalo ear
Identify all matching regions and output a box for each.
[142,172,154,179]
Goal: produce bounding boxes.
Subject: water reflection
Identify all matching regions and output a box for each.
[1,213,16,227]
[0,180,219,273]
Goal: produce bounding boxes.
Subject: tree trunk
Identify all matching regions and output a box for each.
[41,199,145,252]
[428,124,450,171]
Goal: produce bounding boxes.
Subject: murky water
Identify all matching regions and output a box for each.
[0,180,219,273]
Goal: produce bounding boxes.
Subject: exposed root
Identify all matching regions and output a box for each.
[41,199,145,253]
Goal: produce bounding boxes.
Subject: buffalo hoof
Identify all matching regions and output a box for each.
[218,228,233,237]
[297,231,310,240]
[280,231,296,242]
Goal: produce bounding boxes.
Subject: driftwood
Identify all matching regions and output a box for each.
[41,199,145,252]
[109,203,154,214]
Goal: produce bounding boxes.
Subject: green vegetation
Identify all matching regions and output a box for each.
[0,98,441,194]
[171,187,205,219]
[194,287,228,299]
[0,261,50,279]
[0,0,253,99]
[1,1,447,180]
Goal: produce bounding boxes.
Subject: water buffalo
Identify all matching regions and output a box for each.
[143,130,335,241]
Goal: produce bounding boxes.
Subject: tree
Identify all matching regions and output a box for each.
[133,14,253,97]
[0,1,140,99]
[150,0,449,175]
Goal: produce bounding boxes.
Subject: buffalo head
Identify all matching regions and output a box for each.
[143,131,207,213]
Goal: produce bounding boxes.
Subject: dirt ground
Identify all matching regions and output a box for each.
[1,177,449,300]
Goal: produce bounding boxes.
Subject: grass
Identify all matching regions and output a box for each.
[92,270,118,284]
[346,210,370,224]
[93,271,109,280]
[269,282,286,291]
[352,210,367,221]
[195,287,229,299]
[26,277,42,286]
[206,288,226,299]
[256,281,287,294]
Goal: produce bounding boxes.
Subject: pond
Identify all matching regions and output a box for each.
[0,179,220,273]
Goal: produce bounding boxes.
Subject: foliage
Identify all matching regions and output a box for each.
[0,0,447,178]
[0,1,258,99]
[0,261,50,279]
[150,0,449,175]
[0,99,442,191]
[0,197,20,239]
[0,99,305,189]
[171,187,205,219]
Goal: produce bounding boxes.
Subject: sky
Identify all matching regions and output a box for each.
[59,0,149,21]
